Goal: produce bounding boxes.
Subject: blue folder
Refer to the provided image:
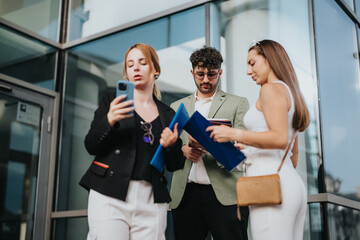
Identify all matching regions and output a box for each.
[183,111,246,171]
[150,105,246,172]
[150,103,190,172]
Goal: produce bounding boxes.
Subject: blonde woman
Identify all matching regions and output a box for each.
[80,43,184,240]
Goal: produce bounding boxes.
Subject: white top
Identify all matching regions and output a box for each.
[188,90,217,184]
[241,80,296,168]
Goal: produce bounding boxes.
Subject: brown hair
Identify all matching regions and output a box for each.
[190,45,223,70]
[249,40,310,132]
[123,43,161,99]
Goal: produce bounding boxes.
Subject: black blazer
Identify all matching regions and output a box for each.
[79,92,185,203]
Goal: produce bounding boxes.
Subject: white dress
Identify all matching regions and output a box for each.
[242,80,307,240]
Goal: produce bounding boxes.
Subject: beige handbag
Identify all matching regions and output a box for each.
[236,132,297,220]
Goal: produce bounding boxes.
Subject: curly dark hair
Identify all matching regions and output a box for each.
[190,46,223,70]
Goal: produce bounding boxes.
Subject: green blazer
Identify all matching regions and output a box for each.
[169,89,249,209]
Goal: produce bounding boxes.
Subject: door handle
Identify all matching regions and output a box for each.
[0,83,12,92]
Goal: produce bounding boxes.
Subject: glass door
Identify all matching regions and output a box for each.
[0,78,57,240]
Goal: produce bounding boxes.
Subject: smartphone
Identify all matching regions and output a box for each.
[116,80,134,114]
[116,80,134,99]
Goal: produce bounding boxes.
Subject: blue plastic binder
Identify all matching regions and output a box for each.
[150,105,246,172]
[150,103,190,172]
[184,111,246,171]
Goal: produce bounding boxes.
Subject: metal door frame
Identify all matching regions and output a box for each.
[0,73,59,240]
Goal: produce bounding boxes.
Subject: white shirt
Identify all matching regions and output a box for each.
[188,90,217,184]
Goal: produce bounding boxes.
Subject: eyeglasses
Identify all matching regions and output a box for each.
[140,121,154,145]
[193,70,220,81]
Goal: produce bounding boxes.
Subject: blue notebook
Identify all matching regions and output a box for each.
[183,111,246,171]
[150,105,246,172]
[150,103,190,172]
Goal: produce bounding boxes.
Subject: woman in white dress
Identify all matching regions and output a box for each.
[206,39,310,240]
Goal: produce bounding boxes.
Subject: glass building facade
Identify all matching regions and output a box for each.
[0,0,359,239]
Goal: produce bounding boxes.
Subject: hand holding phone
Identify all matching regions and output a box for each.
[116,80,134,115]
[107,80,135,127]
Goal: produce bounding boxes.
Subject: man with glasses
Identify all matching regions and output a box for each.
[169,46,249,240]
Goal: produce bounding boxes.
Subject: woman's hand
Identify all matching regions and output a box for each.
[107,95,134,127]
[160,123,179,148]
[206,125,241,143]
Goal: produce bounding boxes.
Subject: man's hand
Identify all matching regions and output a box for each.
[234,142,245,150]
[182,135,206,162]
[188,135,206,150]
[181,145,205,163]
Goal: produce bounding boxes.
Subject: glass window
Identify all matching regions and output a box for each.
[0,0,61,42]
[344,0,356,10]
[211,0,320,194]
[308,203,326,239]
[56,6,205,211]
[53,217,88,240]
[328,203,360,239]
[0,25,57,90]
[68,0,197,41]
[344,0,355,10]
[355,0,360,18]
[313,0,360,201]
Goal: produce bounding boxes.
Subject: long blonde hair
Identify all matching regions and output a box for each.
[249,40,310,132]
[123,43,161,99]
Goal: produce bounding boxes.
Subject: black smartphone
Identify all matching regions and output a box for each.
[116,80,134,114]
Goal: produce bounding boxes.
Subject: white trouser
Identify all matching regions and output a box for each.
[245,153,307,240]
[87,180,167,240]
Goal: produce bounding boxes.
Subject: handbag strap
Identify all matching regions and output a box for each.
[277,131,298,172]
